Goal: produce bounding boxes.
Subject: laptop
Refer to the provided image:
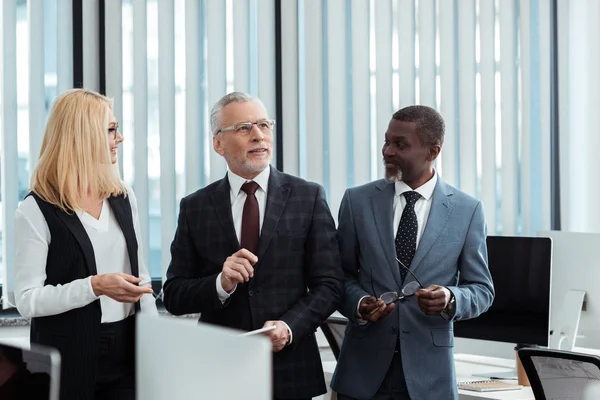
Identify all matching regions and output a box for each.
[0,339,61,400]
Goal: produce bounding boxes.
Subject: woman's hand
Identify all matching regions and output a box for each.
[91,272,153,303]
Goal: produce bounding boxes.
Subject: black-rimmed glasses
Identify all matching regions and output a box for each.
[216,119,275,135]
[377,257,424,305]
[108,124,120,140]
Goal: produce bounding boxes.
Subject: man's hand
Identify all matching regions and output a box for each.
[358,296,395,322]
[91,272,153,303]
[220,249,258,293]
[262,320,290,352]
[415,285,451,315]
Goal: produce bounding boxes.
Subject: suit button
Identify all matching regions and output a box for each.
[391,326,398,333]
[248,290,254,297]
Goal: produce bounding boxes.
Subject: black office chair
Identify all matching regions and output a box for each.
[320,313,348,360]
[518,347,600,399]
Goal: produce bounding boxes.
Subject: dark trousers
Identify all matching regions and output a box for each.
[95,315,136,400]
[338,350,411,400]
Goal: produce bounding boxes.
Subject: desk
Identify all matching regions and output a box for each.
[321,355,533,400]
[455,354,534,400]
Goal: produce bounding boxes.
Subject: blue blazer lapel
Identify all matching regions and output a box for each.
[257,167,290,258]
[411,179,454,274]
[210,176,240,250]
[371,180,402,289]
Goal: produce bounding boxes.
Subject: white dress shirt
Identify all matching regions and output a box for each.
[214,167,293,341]
[229,167,270,248]
[14,185,158,323]
[392,172,437,247]
[356,172,438,320]
[215,167,270,300]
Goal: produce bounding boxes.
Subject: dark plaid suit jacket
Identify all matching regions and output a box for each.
[163,166,343,399]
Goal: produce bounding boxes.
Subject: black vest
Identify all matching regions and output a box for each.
[28,192,140,400]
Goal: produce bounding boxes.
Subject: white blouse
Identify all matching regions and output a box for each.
[14,186,158,323]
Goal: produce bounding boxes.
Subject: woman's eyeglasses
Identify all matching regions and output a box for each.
[377,258,424,305]
[108,124,120,140]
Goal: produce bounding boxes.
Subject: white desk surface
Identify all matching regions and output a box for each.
[455,354,534,400]
[322,355,534,400]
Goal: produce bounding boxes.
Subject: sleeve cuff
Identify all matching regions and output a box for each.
[280,320,293,345]
[216,272,236,303]
[356,295,369,325]
[440,289,456,321]
[87,276,100,300]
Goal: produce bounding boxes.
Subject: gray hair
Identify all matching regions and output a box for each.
[209,92,268,135]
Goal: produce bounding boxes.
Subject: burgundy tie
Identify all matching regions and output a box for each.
[240,181,260,255]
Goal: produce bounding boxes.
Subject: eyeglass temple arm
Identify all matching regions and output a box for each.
[395,257,425,289]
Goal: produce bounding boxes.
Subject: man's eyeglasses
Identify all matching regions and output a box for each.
[377,258,424,305]
[108,124,120,140]
[216,119,275,135]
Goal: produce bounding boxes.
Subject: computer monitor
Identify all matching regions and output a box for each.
[454,236,552,347]
[538,230,600,350]
[136,314,272,399]
[0,340,61,400]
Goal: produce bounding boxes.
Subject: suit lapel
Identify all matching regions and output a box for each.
[210,176,240,250]
[411,179,453,274]
[55,210,98,276]
[371,181,402,289]
[257,167,290,258]
[107,195,139,277]
[108,194,142,312]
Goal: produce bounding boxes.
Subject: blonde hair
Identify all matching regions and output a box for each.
[31,88,125,212]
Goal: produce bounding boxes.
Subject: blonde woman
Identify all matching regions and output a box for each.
[14,89,156,400]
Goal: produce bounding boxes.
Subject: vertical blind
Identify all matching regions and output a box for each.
[0,0,560,309]
[114,0,277,280]
[280,0,552,236]
[1,0,74,307]
[0,0,277,305]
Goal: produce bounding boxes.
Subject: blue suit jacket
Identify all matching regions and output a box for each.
[331,177,495,400]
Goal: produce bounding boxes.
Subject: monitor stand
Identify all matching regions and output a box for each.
[472,290,586,380]
[549,289,585,351]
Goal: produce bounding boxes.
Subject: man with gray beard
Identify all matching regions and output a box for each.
[164,92,343,400]
[331,105,494,400]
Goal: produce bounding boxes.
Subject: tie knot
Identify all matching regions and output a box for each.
[241,181,259,195]
[403,191,421,206]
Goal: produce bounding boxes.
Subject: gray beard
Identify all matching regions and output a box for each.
[383,160,403,183]
[385,171,403,183]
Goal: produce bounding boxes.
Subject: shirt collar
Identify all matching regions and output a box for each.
[228,166,271,197]
[394,170,438,201]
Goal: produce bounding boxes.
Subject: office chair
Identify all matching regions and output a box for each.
[320,313,348,360]
[518,347,600,400]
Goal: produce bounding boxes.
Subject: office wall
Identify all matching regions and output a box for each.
[557,0,600,233]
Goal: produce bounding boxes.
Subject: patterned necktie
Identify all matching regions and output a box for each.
[395,191,421,282]
[240,181,260,255]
